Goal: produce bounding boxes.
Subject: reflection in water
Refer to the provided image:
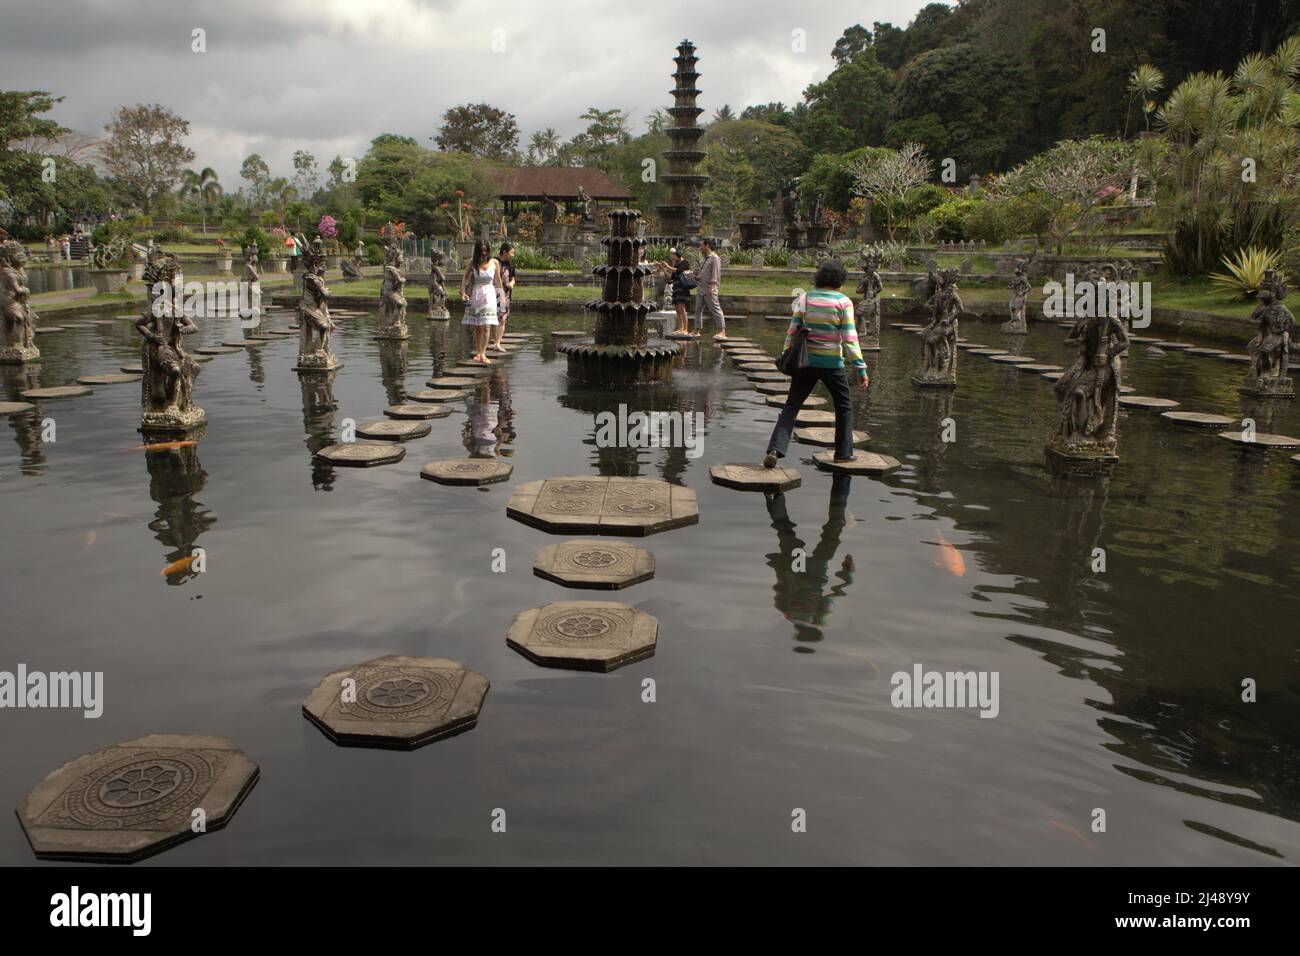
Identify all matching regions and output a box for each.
[299,370,339,490]
[243,341,266,386]
[145,441,215,586]
[1,365,45,472]
[377,340,408,406]
[462,373,513,458]
[765,474,855,651]
[428,322,448,376]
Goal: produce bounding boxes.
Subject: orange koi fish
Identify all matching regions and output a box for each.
[935,531,966,577]
[161,555,198,577]
[131,440,197,452]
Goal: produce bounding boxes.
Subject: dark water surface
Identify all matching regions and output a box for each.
[2,305,1298,865]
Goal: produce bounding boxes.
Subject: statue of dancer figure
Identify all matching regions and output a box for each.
[855,247,883,349]
[1242,269,1294,398]
[0,240,40,363]
[295,237,339,371]
[1002,260,1030,334]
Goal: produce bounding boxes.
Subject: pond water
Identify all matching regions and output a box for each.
[1,305,1298,865]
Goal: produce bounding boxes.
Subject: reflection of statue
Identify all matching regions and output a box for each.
[136,249,204,434]
[427,249,450,319]
[375,240,410,340]
[765,474,855,648]
[145,442,215,585]
[295,237,339,371]
[0,240,39,363]
[913,268,960,388]
[1002,261,1030,333]
[855,248,883,349]
[299,371,339,491]
[1242,270,1294,398]
[1048,311,1129,471]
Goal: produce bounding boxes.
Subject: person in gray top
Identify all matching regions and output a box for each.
[694,237,726,338]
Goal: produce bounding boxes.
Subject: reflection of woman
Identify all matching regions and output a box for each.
[460,238,504,364]
[463,380,500,457]
[765,474,855,646]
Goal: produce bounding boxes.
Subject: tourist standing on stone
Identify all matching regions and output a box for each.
[669,249,696,336]
[461,237,504,364]
[492,241,516,353]
[763,259,867,466]
[694,237,725,338]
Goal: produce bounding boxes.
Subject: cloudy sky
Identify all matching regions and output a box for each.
[0,0,940,188]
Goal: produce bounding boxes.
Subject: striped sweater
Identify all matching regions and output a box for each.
[784,289,867,373]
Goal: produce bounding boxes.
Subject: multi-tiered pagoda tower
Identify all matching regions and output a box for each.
[656,39,709,241]
[558,210,680,387]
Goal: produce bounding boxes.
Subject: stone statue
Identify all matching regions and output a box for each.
[541,193,559,224]
[446,242,461,274]
[911,263,940,307]
[136,249,204,434]
[1048,310,1130,471]
[1002,261,1031,333]
[0,240,40,363]
[428,248,450,319]
[340,257,363,281]
[295,237,339,371]
[242,242,262,313]
[855,248,883,349]
[913,268,960,389]
[1242,270,1294,398]
[578,186,595,227]
[811,193,825,228]
[686,186,702,233]
[752,248,765,270]
[376,240,409,339]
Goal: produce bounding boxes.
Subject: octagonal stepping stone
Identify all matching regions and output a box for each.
[794,427,869,447]
[795,409,837,427]
[709,462,801,492]
[550,330,586,338]
[385,403,452,420]
[1152,341,1194,350]
[1218,431,1300,450]
[1186,347,1227,357]
[812,450,901,475]
[120,364,144,374]
[265,330,298,337]
[17,734,258,863]
[221,340,259,348]
[748,371,789,382]
[1119,395,1180,411]
[1129,335,1160,343]
[1292,455,1300,467]
[411,388,467,403]
[507,601,658,672]
[76,373,139,385]
[891,323,922,330]
[989,354,1036,364]
[194,346,241,355]
[1041,371,1064,382]
[19,385,91,400]
[1216,353,1252,364]
[315,442,406,467]
[1016,364,1062,373]
[1119,385,1135,394]
[717,339,755,348]
[33,326,65,334]
[966,348,1007,356]
[428,376,480,388]
[753,381,792,394]
[729,354,768,363]
[355,419,431,442]
[766,394,827,408]
[665,331,697,340]
[1162,411,1235,428]
[450,364,494,376]
[302,655,489,750]
[737,363,779,372]
[507,476,699,536]
[420,458,513,485]
[0,401,35,415]
[956,342,988,351]
[533,540,654,590]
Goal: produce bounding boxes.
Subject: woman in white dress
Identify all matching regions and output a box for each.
[460,237,505,364]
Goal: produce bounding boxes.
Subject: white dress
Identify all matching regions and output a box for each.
[462,259,499,327]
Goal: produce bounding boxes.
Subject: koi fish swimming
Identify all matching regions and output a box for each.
[129,440,197,453]
[160,555,198,577]
[935,531,966,577]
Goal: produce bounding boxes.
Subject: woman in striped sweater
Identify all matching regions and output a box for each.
[763,259,869,466]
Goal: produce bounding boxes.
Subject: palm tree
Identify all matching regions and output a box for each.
[1125,64,1165,137]
[179,167,222,233]
[713,104,735,123]
[528,127,560,165]
[266,178,297,229]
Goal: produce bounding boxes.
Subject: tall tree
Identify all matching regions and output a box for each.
[435,104,519,160]
[240,152,270,206]
[527,127,561,165]
[179,167,221,233]
[292,149,319,198]
[832,24,872,64]
[100,103,194,215]
[0,91,70,226]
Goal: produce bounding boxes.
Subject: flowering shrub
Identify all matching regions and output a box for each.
[318,215,338,239]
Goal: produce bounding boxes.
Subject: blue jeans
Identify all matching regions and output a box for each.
[766,366,855,460]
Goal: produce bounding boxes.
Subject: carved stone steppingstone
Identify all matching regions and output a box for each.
[17,734,258,862]
[315,442,406,467]
[1216,354,1252,364]
[736,362,778,372]
[507,601,658,671]
[411,388,467,403]
[120,364,144,374]
[221,340,258,349]
[753,381,792,394]
[1016,364,1062,373]
[794,409,837,427]
[355,419,432,442]
[507,476,699,536]
[550,330,586,338]
[956,342,988,351]
[420,458,514,485]
[303,656,488,750]
[1186,347,1227,357]
[1217,431,1300,449]
[194,346,242,356]
[1161,411,1234,428]
[988,354,1036,364]
[812,450,901,475]
[33,327,65,334]
[794,427,869,447]
[765,394,827,408]
[966,348,1007,356]
[710,462,801,492]
[1151,341,1194,350]
[1119,396,1180,411]
[77,373,139,385]
[1040,372,1064,382]
[385,403,452,420]
[533,539,654,590]
[19,385,91,400]
[0,401,35,414]
[428,376,481,388]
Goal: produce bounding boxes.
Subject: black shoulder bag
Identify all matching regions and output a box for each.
[776,309,810,375]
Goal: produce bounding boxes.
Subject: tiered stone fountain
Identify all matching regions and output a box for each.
[655,39,709,241]
[558,209,680,387]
